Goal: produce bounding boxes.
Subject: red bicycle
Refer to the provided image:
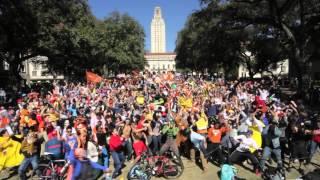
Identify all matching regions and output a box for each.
[37,152,69,180]
[127,151,184,180]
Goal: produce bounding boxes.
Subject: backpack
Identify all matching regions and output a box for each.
[220,164,237,180]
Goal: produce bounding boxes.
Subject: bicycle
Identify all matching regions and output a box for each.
[37,152,70,180]
[127,151,184,180]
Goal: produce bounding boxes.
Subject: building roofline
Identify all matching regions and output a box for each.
[145,52,176,55]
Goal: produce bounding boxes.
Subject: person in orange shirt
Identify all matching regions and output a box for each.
[20,114,37,129]
[0,116,10,129]
[206,121,229,164]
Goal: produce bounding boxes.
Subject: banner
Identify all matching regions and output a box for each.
[86,71,102,83]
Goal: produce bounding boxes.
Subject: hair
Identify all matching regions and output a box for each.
[0,129,7,136]
[191,125,198,132]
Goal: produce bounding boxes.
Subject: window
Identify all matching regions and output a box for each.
[168,64,170,69]
[41,71,47,76]
[33,63,38,70]
[153,65,156,70]
[32,71,37,76]
[163,64,165,69]
[42,64,47,69]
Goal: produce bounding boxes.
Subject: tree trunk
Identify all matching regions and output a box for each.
[9,60,23,88]
[291,56,304,93]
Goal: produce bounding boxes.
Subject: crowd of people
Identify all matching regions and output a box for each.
[0,71,319,179]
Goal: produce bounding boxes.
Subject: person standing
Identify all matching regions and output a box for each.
[109,128,125,178]
[11,127,44,180]
[260,120,282,170]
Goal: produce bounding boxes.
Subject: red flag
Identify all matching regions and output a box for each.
[86,71,102,83]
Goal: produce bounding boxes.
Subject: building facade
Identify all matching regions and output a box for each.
[20,56,64,84]
[145,6,176,72]
[145,53,176,72]
[238,51,289,78]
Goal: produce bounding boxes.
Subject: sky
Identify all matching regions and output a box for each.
[88,0,201,52]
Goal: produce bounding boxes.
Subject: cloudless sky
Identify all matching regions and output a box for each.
[88,0,201,52]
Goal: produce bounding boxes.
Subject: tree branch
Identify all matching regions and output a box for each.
[20,53,39,62]
[279,0,299,15]
[234,0,263,4]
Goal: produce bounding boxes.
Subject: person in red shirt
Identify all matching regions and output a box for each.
[109,128,125,178]
[310,121,320,162]
[35,108,44,132]
[133,139,147,162]
[206,121,229,164]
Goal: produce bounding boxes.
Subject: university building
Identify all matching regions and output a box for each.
[145,7,176,72]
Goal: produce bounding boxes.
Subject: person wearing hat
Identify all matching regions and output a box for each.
[229,129,262,175]
[260,119,283,171]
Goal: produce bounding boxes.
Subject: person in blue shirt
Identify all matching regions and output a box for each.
[67,148,110,180]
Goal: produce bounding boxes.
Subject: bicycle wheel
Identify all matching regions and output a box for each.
[127,164,151,180]
[166,151,184,169]
[163,163,183,179]
[38,164,58,180]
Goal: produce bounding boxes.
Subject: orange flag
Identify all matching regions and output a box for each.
[86,71,102,83]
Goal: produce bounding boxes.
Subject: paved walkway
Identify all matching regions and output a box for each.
[1,154,320,180]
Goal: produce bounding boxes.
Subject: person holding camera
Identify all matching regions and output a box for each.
[260,119,282,170]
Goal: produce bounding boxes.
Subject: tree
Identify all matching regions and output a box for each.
[176,0,320,86]
[201,0,320,90]
[0,0,94,84]
[102,12,146,74]
[0,1,146,84]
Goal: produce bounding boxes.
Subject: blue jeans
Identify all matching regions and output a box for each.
[190,132,206,154]
[102,146,109,168]
[124,139,133,160]
[152,135,161,154]
[18,155,40,180]
[111,151,125,178]
[260,146,282,170]
[309,141,319,160]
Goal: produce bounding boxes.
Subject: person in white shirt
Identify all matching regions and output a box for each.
[229,130,262,175]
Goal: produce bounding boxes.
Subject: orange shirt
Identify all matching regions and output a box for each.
[0,117,9,128]
[208,126,229,143]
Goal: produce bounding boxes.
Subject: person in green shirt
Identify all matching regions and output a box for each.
[159,120,179,156]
